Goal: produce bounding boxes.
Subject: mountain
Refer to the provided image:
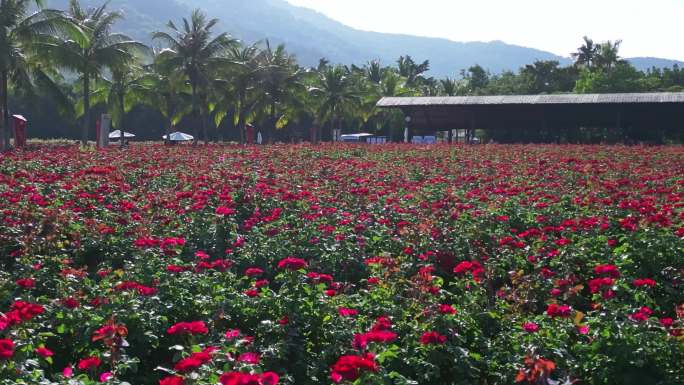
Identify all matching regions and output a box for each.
[45,0,683,77]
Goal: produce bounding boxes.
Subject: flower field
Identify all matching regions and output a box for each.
[1,143,683,385]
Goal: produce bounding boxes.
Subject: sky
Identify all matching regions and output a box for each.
[285,0,684,60]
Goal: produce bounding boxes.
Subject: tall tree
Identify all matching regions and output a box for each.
[440,77,459,96]
[595,40,624,72]
[572,36,598,69]
[143,49,192,144]
[461,65,490,94]
[153,9,237,145]
[257,41,306,143]
[213,43,261,144]
[311,65,359,143]
[0,0,77,150]
[106,64,149,147]
[397,55,430,87]
[44,0,147,146]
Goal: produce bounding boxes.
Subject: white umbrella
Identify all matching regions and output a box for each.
[162,132,194,141]
[109,130,136,139]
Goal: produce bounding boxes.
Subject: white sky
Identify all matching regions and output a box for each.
[285,0,684,60]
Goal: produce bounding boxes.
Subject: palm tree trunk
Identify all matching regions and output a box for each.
[237,112,246,145]
[269,101,277,144]
[191,83,199,146]
[237,95,245,145]
[119,92,125,148]
[165,119,172,145]
[82,71,90,146]
[201,109,208,144]
[0,70,8,151]
[164,100,173,145]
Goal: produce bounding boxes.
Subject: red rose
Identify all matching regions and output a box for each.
[167,321,208,335]
[16,278,36,289]
[438,304,457,315]
[277,257,308,270]
[77,356,102,371]
[330,353,378,383]
[353,331,398,349]
[0,339,15,359]
[174,357,203,373]
[35,346,54,358]
[245,267,264,277]
[219,371,279,385]
[594,264,620,278]
[419,331,447,345]
[546,303,572,318]
[159,376,184,385]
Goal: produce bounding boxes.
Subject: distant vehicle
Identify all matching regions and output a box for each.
[162,132,194,142]
[340,133,387,143]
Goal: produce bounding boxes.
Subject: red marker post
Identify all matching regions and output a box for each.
[12,115,27,148]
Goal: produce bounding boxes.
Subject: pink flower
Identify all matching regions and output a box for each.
[195,250,211,260]
[216,206,236,216]
[99,372,113,382]
[63,366,74,378]
[225,329,241,340]
[523,322,539,333]
[237,352,261,364]
[577,325,590,335]
[338,308,358,317]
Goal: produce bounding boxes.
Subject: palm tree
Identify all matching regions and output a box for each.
[257,41,307,143]
[440,77,459,96]
[397,55,430,87]
[595,40,624,72]
[213,43,261,144]
[365,60,385,84]
[0,0,78,150]
[143,49,192,144]
[311,65,359,143]
[107,64,149,147]
[152,9,237,145]
[43,0,148,146]
[572,36,598,69]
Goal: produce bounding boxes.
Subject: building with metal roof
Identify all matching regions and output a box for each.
[377,92,684,143]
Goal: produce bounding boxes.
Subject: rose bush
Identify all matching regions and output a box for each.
[0,143,682,385]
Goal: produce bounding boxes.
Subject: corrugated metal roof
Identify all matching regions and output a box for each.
[377,92,684,107]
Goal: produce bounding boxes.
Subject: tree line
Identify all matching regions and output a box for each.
[2,0,684,149]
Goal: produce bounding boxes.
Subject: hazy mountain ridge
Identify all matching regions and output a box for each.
[45,0,684,76]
